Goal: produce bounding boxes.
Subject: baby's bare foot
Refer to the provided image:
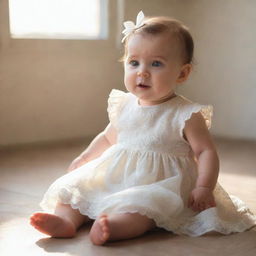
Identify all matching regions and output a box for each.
[30,212,76,237]
[89,214,110,245]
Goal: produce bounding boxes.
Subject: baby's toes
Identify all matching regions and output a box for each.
[30,212,41,226]
[100,215,110,240]
[90,214,110,245]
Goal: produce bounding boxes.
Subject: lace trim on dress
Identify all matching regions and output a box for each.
[175,196,256,236]
[107,89,127,128]
[200,104,213,129]
[41,186,185,230]
[41,186,256,237]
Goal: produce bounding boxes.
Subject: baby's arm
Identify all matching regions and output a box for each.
[183,112,219,212]
[67,123,117,172]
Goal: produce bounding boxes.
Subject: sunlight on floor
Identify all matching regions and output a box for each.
[0,218,49,256]
[0,217,108,256]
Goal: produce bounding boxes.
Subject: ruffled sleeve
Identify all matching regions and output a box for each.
[179,102,213,138]
[187,103,213,129]
[107,89,128,128]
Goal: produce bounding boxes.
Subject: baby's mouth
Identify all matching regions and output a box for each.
[137,83,151,89]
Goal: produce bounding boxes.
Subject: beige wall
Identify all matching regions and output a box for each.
[0,0,124,146]
[1,0,255,146]
[175,0,256,140]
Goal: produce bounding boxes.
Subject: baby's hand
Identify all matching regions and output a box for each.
[67,156,87,172]
[188,187,216,212]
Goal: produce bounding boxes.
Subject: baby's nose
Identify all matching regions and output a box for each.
[137,71,150,78]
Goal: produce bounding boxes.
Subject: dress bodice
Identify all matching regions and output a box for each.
[108,90,212,157]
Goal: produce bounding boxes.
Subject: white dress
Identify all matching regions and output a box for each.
[40,89,256,237]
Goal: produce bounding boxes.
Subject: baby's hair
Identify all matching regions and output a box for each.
[121,16,194,65]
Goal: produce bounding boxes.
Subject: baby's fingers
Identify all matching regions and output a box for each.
[207,202,216,209]
[189,200,200,212]
[192,203,201,212]
[198,203,206,212]
[210,199,217,207]
[188,196,200,212]
[187,194,196,209]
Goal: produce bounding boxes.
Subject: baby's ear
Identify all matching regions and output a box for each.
[176,64,192,83]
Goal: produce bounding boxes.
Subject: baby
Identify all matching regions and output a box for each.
[30,11,256,245]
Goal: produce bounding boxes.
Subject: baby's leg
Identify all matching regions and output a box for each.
[89,213,156,245]
[30,203,90,237]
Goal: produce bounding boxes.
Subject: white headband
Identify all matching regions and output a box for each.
[121,11,146,43]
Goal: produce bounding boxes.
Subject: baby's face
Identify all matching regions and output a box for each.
[124,33,187,106]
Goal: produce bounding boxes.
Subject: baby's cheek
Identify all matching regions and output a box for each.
[124,71,135,82]
[124,75,135,90]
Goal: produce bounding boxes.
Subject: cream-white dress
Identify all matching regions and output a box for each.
[40,89,256,237]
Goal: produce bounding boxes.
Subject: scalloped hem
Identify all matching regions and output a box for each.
[40,198,256,238]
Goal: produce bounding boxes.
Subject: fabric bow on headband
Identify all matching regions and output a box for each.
[121,11,146,43]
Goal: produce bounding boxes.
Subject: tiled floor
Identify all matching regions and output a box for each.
[0,138,256,256]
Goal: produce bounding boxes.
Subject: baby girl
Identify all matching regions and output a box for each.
[30,11,256,245]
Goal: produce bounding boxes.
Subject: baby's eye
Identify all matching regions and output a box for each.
[152,61,163,67]
[129,60,139,67]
